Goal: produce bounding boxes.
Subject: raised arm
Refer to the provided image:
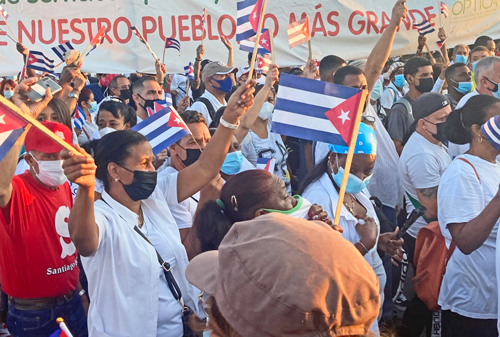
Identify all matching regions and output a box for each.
[235,64,279,143]
[62,145,98,257]
[448,186,500,255]
[191,45,204,91]
[364,0,407,93]
[176,80,256,202]
[0,78,52,207]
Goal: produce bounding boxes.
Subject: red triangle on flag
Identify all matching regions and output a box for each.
[249,0,263,32]
[300,17,310,39]
[258,29,271,52]
[324,91,363,144]
[166,110,189,131]
[0,105,28,134]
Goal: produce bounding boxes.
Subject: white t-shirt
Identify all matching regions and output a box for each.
[399,132,452,238]
[171,74,192,107]
[380,82,403,110]
[190,90,225,126]
[157,166,199,230]
[241,119,291,194]
[438,154,500,319]
[302,172,385,332]
[448,90,480,159]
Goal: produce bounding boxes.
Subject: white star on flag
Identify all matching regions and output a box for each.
[0,114,5,124]
[338,109,350,124]
[253,12,257,19]
[261,38,267,44]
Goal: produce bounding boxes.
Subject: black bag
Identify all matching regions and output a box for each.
[133,226,204,337]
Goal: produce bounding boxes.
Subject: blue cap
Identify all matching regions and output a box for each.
[328,123,377,155]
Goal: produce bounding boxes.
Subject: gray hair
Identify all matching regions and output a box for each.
[453,44,469,55]
[474,56,500,86]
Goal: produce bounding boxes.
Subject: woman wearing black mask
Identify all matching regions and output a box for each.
[61,81,256,337]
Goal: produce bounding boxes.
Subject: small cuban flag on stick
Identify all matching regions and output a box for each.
[130,26,158,62]
[184,62,195,81]
[84,26,108,57]
[132,105,194,155]
[163,38,181,63]
[414,20,435,35]
[26,51,55,73]
[0,5,18,43]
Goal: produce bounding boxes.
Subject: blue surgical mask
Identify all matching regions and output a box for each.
[88,101,98,114]
[333,166,372,194]
[451,80,473,95]
[211,76,233,93]
[455,54,468,64]
[3,90,13,99]
[221,151,243,175]
[393,74,407,88]
[493,89,500,100]
[370,80,383,101]
[472,61,478,72]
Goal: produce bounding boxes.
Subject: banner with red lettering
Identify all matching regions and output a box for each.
[0,0,498,75]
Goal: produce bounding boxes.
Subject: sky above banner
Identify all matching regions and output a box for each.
[0,0,498,75]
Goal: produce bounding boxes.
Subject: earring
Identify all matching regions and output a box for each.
[478,136,483,143]
[115,178,119,182]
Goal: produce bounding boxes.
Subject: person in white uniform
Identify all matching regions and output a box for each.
[301,123,404,333]
[437,95,500,337]
[61,82,256,337]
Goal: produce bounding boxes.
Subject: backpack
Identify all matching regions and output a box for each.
[412,157,479,311]
[194,97,216,120]
[383,96,412,129]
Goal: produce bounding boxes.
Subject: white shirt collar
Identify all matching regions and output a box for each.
[101,190,139,229]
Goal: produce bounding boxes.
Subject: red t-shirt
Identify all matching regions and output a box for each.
[0,172,79,298]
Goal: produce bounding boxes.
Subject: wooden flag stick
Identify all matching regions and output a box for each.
[269,28,276,64]
[0,95,81,155]
[424,42,433,58]
[308,39,313,60]
[333,90,368,227]
[201,8,206,45]
[162,47,166,64]
[3,21,18,43]
[0,28,16,43]
[247,0,268,80]
[145,41,159,62]
[438,0,442,27]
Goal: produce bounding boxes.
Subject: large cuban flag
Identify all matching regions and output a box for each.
[271,73,363,146]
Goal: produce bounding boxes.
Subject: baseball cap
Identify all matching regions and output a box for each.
[412,92,450,121]
[387,61,404,79]
[329,122,377,155]
[186,213,380,337]
[24,121,73,153]
[235,66,250,79]
[202,61,238,82]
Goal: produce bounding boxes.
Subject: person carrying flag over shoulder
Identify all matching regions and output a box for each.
[0,77,89,337]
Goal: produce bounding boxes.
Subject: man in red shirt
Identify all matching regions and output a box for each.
[0,121,87,337]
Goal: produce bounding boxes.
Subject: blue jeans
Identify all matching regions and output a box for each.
[6,292,87,337]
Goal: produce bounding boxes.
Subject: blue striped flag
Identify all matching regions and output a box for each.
[414,20,435,35]
[132,106,191,155]
[236,0,263,42]
[184,63,194,81]
[440,2,449,18]
[72,105,86,130]
[130,26,147,44]
[239,28,271,54]
[271,73,363,145]
[256,157,275,173]
[0,6,9,20]
[0,104,28,163]
[165,38,181,52]
[51,42,74,62]
[27,51,55,73]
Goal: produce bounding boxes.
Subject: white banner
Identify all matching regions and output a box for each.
[0,0,498,75]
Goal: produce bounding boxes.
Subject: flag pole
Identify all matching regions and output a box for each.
[333,90,368,227]
[424,41,433,58]
[3,21,18,43]
[438,0,442,28]
[308,39,312,60]
[269,28,275,64]
[201,8,206,45]
[0,95,81,154]
[247,0,268,80]
[162,47,166,64]
[0,28,16,43]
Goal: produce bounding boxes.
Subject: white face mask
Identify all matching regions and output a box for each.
[30,153,66,187]
[258,102,274,120]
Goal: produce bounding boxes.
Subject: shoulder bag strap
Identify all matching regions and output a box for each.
[133,226,183,304]
[195,97,216,120]
[456,157,481,182]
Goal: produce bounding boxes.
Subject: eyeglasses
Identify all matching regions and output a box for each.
[198,292,210,319]
[485,77,499,93]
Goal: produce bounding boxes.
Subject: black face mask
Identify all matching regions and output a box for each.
[177,144,201,167]
[138,94,160,111]
[119,88,132,100]
[424,119,447,142]
[119,165,157,201]
[415,77,434,93]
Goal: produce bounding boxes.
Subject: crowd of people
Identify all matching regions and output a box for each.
[0,1,500,336]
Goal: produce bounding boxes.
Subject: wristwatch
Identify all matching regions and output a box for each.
[68,90,79,99]
[219,116,240,130]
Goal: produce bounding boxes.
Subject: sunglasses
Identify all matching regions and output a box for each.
[485,77,499,93]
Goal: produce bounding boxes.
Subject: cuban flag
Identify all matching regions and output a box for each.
[0,6,8,20]
[239,29,271,54]
[27,51,55,73]
[86,27,107,56]
[256,157,275,173]
[184,62,194,81]
[236,0,264,42]
[146,97,173,117]
[132,106,191,155]
[436,39,445,50]
[72,105,86,130]
[51,42,74,62]
[271,73,363,145]
[130,26,147,44]
[440,2,449,18]
[256,54,271,74]
[202,8,207,25]
[0,104,28,163]
[165,38,181,52]
[414,20,435,35]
